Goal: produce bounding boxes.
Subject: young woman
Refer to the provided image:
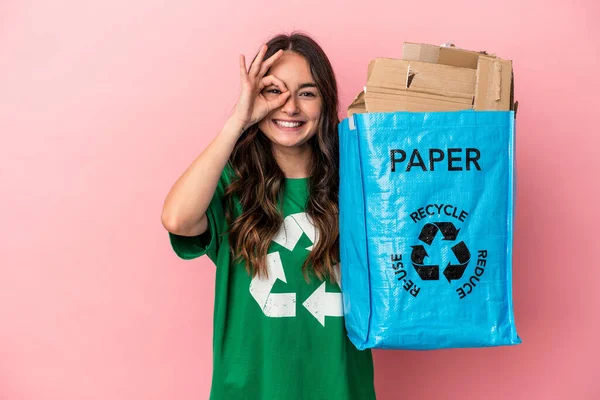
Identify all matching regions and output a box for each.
[161,32,376,400]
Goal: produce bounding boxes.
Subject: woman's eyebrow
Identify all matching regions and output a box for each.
[264,82,317,90]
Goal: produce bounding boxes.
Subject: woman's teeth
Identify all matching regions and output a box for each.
[275,120,303,128]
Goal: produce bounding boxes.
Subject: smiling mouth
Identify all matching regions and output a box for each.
[272,119,306,129]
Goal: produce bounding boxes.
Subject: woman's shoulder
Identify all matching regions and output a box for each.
[220,161,238,187]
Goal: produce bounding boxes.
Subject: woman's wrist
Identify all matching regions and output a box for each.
[223,115,248,138]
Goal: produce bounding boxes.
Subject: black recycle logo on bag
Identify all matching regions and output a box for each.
[411,222,471,283]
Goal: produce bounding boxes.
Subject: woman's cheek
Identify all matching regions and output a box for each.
[307,99,323,118]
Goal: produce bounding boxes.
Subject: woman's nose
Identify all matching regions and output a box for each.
[281,95,299,115]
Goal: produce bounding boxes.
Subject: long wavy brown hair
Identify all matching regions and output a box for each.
[224,32,340,282]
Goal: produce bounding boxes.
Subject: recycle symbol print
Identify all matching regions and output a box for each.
[249,212,343,327]
[410,222,471,283]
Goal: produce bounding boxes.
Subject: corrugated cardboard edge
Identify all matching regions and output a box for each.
[347,89,366,117]
[403,42,440,63]
[474,55,512,111]
[403,42,489,69]
[364,58,477,112]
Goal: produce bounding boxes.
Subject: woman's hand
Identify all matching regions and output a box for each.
[232,44,290,133]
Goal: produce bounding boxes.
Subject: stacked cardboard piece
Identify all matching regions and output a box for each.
[348,42,516,116]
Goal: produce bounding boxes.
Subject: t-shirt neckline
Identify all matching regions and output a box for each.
[284,176,310,189]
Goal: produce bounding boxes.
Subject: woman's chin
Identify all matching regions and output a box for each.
[273,138,304,149]
[267,132,306,148]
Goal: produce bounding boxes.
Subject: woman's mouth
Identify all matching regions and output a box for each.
[272,119,306,131]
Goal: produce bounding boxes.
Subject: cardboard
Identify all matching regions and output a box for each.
[347,90,366,116]
[474,55,513,111]
[403,42,483,69]
[348,42,516,116]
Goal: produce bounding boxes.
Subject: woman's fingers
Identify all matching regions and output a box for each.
[267,91,291,110]
[239,54,248,82]
[258,49,283,78]
[242,45,285,92]
[259,75,288,92]
[261,74,291,114]
[249,44,268,77]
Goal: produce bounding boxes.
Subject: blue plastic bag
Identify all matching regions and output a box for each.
[339,110,521,350]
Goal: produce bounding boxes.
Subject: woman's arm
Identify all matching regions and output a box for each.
[161,44,291,237]
[161,118,242,237]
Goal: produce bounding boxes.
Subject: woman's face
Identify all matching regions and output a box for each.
[258,51,322,150]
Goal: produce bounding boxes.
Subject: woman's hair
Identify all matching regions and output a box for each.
[224,31,340,282]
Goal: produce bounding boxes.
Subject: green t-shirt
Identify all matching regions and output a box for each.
[168,163,375,400]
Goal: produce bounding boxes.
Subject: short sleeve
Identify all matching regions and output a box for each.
[168,164,231,262]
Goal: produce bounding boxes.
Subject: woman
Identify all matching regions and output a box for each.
[161,32,376,400]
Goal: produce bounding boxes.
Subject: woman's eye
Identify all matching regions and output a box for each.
[264,89,316,97]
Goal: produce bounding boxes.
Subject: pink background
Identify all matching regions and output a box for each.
[1,0,598,399]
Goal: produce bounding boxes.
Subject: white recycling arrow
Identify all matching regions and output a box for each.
[302,281,343,327]
[249,251,296,317]
[272,212,319,251]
